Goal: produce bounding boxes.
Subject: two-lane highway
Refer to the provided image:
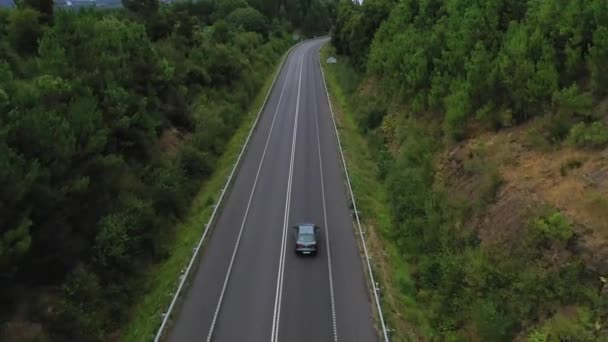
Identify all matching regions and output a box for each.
[165,38,377,342]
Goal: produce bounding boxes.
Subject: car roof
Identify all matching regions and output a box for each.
[297,225,315,234]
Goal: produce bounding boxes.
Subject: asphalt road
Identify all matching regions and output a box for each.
[166,38,377,342]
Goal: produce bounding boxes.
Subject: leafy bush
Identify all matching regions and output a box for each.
[532,210,573,243]
[227,7,269,34]
[527,309,597,342]
[471,299,514,341]
[567,121,608,148]
[552,85,593,119]
[545,85,594,143]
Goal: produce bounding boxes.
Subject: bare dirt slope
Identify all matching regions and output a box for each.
[440,121,608,276]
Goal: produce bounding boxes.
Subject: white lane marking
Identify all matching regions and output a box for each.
[317,41,390,341]
[270,48,305,342]
[206,55,296,342]
[154,39,307,342]
[311,47,338,342]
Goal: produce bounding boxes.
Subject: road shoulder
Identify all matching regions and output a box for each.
[319,43,426,341]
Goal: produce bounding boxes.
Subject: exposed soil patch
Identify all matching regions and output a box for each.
[160,126,186,156]
[440,121,608,274]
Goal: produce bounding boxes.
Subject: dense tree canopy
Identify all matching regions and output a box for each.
[0,1,309,339]
[331,0,608,340]
[335,0,608,138]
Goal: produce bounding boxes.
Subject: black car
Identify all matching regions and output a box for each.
[293,223,320,255]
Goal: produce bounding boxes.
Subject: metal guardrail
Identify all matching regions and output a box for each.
[317,42,391,342]
[153,38,313,342]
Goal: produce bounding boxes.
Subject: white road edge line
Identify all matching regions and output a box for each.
[311,47,339,342]
[206,55,296,342]
[153,37,310,342]
[317,41,390,342]
[270,49,305,342]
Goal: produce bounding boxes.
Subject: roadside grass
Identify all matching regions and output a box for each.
[320,44,429,340]
[122,46,291,342]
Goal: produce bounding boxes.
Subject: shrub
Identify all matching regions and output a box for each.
[527,310,597,342]
[471,299,514,341]
[546,85,594,143]
[567,121,608,148]
[444,81,472,140]
[357,101,386,132]
[531,211,573,243]
[179,144,210,179]
[227,7,269,34]
[527,329,548,342]
[94,213,133,268]
[552,85,593,119]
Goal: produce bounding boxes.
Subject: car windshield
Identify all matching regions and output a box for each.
[298,233,315,242]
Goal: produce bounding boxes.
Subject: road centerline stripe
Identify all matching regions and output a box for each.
[205,54,296,342]
[271,47,305,342]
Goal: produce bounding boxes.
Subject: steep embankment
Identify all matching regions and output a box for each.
[327,0,608,340]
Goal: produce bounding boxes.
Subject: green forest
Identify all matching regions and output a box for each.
[4,0,608,340]
[331,0,608,340]
[0,0,333,340]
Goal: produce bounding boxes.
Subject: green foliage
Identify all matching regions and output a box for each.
[589,26,608,95]
[337,0,608,138]
[444,79,472,140]
[333,0,395,69]
[471,299,514,341]
[552,84,593,119]
[544,84,594,143]
[527,329,548,342]
[123,0,159,16]
[329,0,608,338]
[0,218,32,271]
[324,28,608,336]
[0,2,293,340]
[210,0,336,36]
[227,7,269,34]
[19,0,53,23]
[380,131,598,339]
[545,84,593,143]
[527,309,597,342]
[567,121,608,148]
[57,264,106,339]
[7,8,43,55]
[215,0,248,18]
[94,213,133,268]
[531,210,573,243]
